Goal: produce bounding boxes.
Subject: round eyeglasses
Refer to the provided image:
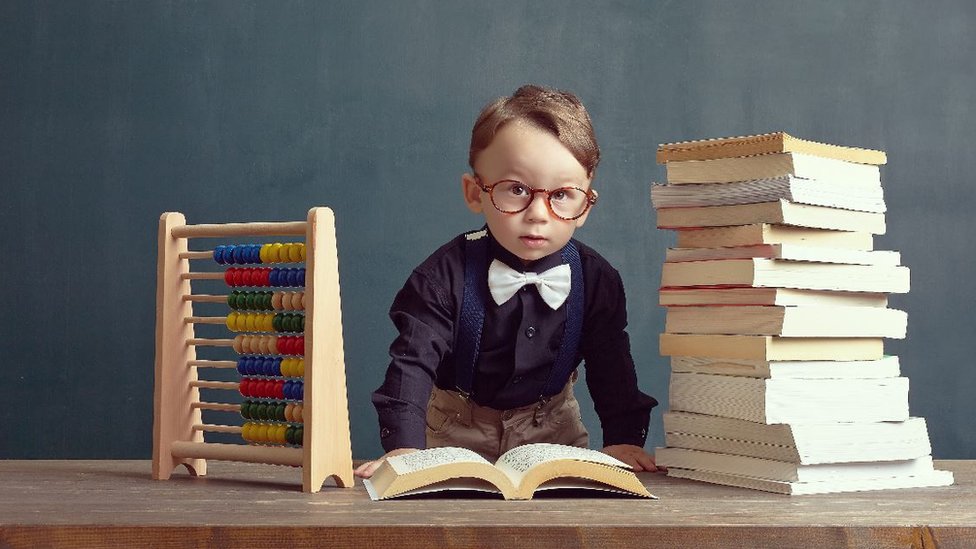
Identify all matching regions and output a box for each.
[474,175,598,221]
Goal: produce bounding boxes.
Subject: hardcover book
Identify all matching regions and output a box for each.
[656,199,886,233]
[668,372,909,424]
[674,224,873,250]
[663,152,881,185]
[662,411,932,464]
[656,132,887,165]
[651,175,886,212]
[664,305,907,338]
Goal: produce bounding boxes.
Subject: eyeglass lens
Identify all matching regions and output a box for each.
[491,181,589,219]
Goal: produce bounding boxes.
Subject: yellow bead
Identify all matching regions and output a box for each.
[299,243,307,262]
[241,422,253,442]
[288,243,302,262]
[269,243,283,263]
[296,359,305,378]
[243,313,255,332]
[256,424,269,443]
[225,312,239,332]
[259,244,272,264]
[274,425,288,444]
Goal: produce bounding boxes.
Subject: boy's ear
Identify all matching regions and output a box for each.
[461,173,484,213]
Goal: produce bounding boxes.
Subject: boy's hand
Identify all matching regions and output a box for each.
[353,448,420,479]
[602,444,666,472]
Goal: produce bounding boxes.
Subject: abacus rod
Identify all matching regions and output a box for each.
[171,441,304,467]
[183,294,228,303]
[184,316,229,325]
[193,402,241,412]
[171,221,307,239]
[187,338,234,347]
[192,424,243,434]
[182,272,224,281]
[190,380,239,390]
[188,360,237,369]
[179,251,214,260]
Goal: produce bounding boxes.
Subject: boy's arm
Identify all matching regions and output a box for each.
[371,268,455,452]
[579,262,659,451]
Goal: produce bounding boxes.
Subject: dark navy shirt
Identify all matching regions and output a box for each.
[372,230,658,451]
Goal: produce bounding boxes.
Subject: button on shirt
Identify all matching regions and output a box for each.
[371,231,658,451]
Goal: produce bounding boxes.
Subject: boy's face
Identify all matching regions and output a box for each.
[462,121,592,264]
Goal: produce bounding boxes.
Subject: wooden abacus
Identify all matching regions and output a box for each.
[152,207,353,492]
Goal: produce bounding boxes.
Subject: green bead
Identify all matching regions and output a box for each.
[263,292,274,310]
[256,403,269,420]
[293,426,303,446]
[276,403,287,421]
[285,425,296,445]
[272,314,283,332]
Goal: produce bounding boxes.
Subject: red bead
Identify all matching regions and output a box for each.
[241,268,254,286]
[239,378,251,397]
[259,268,272,287]
[295,336,305,356]
[274,380,285,399]
[280,336,294,355]
[232,268,244,287]
[224,268,235,286]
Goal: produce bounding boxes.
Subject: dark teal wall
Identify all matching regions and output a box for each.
[2,1,974,459]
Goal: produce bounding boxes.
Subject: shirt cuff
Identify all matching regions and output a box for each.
[377,410,428,452]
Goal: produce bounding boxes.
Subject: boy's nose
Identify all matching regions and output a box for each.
[524,194,550,222]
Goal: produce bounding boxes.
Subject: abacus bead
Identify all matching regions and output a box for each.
[293,404,303,423]
[269,243,283,263]
[254,424,268,443]
[232,268,244,287]
[296,336,305,356]
[226,291,237,309]
[296,359,305,378]
[299,243,306,261]
[298,269,306,286]
[293,292,304,311]
[240,422,251,441]
[279,358,291,377]
[274,380,286,400]
[223,269,234,286]
[276,425,289,444]
[254,403,267,421]
[298,315,305,332]
[294,426,303,446]
[288,243,302,262]
[259,244,272,263]
[238,379,249,397]
[272,292,283,311]
[225,312,238,332]
[284,403,295,422]
[275,403,286,421]
[286,268,298,287]
[236,357,247,376]
[213,245,225,264]
[285,425,296,445]
[232,335,245,354]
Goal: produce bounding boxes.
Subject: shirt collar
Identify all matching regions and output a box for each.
[486,229,565,274]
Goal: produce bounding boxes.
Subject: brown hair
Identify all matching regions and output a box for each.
[468,85,600,178]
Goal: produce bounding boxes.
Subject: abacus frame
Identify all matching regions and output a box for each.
[152,207,353,492]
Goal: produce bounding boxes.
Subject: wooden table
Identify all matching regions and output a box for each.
[1,460,974,548]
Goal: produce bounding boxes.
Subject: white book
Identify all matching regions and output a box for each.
[661,258,910,293]
[664,244,901,266]
[669,355,901,379]
[659,287,888,308]
[664,306,907,338]
[656,448,938,483]
[664,152,882,185]
[667,467,954,495]
[651,175,886,212]
[668,372,909,424]
[663,412,932,464]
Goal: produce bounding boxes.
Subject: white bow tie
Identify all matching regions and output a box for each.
[487,259,572,310]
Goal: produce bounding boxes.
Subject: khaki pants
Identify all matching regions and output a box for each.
[425,374,589,462]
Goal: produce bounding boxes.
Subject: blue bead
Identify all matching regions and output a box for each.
[236,356,247,375]
[222,245,235,264]
[245,245,258,264]
[285,268,298,287]
[213,245,226,264]
[268,269,280,287]
[231,245,245,265]
[262,357,275,376]
[272,357,282,376]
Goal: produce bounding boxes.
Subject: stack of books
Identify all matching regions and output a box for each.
[650,132,954,495]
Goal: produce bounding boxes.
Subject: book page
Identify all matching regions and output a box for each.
[494,443,629,481]
[386,447,491,475]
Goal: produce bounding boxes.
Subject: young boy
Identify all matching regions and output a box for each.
[355,85,659,478]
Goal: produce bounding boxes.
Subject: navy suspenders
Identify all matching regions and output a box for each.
[454,229,584,402]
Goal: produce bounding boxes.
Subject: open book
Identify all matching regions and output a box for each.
[363,443,656,501]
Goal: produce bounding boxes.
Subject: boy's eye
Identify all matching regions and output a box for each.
[502,182,530,196]
[551,189,569,201]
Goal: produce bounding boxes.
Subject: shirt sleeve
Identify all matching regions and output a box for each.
[371,268,455,452]
[580,263,658,448]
